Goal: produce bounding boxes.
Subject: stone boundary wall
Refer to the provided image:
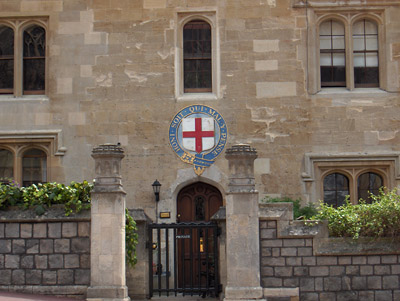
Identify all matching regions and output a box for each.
[0,207,90,299]
[260,203,400,301]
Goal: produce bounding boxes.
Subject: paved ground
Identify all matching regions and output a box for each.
[0,292,218,301]
[0,292,79,301]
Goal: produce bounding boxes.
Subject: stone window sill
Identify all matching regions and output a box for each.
[177,93,218,102]
[0,95,50,103]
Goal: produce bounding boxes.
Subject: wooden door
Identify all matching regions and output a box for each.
[176,182,222,290]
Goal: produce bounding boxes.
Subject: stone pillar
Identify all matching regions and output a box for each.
[224,144,265,301]
[87,144,130,301]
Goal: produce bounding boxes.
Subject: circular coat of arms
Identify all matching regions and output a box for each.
[169,105,228,175]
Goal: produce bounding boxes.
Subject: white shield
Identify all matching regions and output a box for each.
[182,117,215,153]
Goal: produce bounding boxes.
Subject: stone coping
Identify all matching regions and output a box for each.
[314,237,400,256]
[128,209,151,223]
[0,206,90,223]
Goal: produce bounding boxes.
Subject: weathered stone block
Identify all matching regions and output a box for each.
[54,239,70,253]
[0,239,11,253]
[294,267,308,276]
[297,247,312,257]
[5,223,19,238]
[392,264,400,274]
[20,224,32,238]
[374,265,391,275]
[275,266,293,277]
[323,277,342,291]
[302,293,318,301]
[310,266,329,277]
[317,257,337,266]
[302,257,316,266]
[0,223,4,238]
[338,256,352,265]
[58,269,74,284]
[329,266,345,276]
[0,254,4,268]
[342,276,351,291]
[80,254,90,268]
[261,266,274,276]
[26,239,39,254]
[360,265,373,275]
[272,248,280,257]
[71,237,90,253]
[367,255,380,264]
[300,277,314,291]
[33,223,47,238]
[12,239,26,254]
[367,276,382,289]
[336,291,357,301]
[78,222,90,237]
[262,257,285,266]
[75,269,90,285]
[40,239,54,254]
[375,290,392,301]
[62,222,77,238]
[21,255,34,269]
[260,228,276,239]
[262,247,272,257]
[64,254,80,268]
[26,270,42,285]
[281,247,297,256]
[262,277,282,287]
[5,254,20,268]
[358,291,374,300]
[345,265,359,275]
[35,255,48,269]
[283,239,305,247]
[261,239,283,248]
[319,292,336,301]
[351,276,366,290]
[382,255,397,264]
[48,223,61,238]
[283,277,300,288]
[0,270,11,285]
[382,275,399,289]
[12,269,25,284]
[286,256,301,266]
[43,270,57,285]
[48,254,63,268]
[352,256,366,265]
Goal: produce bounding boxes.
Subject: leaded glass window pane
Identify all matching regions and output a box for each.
[323,173,349,208]
[23,25,45,94]
[319,20,346,87]
[358,172,383,203]
[0,26,14,94]
[22,148,47,186]
[0,149,13,182]
[183,20,212,92]
[353,19,379,87]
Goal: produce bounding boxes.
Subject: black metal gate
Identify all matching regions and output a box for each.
[148,222,221,298]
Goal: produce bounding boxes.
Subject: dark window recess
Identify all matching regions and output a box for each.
[23,25,45,94]
[353,19,379,87]
[323,173,349,207]
[22,148,47,186]
[0,26,14,94]
[358,172,383,203]
[319,20,346,87]
[0,149,13,182]
[183,20,212,92]
[195,195,206,221]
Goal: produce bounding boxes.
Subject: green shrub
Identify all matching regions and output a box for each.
[311,188,400,239]
[262,196,318,219]
[0,181,138,267]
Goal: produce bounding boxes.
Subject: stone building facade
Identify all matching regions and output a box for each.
[0,0,399,216]
[0,0,400,299]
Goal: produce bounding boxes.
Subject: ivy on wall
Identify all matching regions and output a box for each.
[0,181,138,267]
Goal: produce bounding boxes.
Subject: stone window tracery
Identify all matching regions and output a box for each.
[0,19,47,97]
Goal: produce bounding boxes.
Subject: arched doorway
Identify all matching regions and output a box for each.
[176,182,222,295]
[177,182,223,223]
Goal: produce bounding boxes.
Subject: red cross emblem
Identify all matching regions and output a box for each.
[182,117,215,153]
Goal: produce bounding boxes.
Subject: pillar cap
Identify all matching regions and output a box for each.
[92,143,124,155]
[225,144,257,156]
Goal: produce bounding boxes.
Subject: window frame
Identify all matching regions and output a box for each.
[175,12,220,101]
[0,18,48,97]
[307,10,387,94]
